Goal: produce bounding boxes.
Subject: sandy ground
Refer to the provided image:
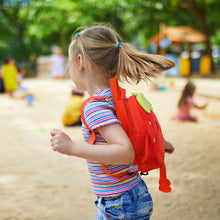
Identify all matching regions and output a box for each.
[0,76,219,220]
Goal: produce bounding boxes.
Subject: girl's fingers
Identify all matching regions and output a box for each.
[50,130,56,136]
[52,146,57,151]
[50,129,60,136]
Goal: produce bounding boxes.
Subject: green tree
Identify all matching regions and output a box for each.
[169,0,220,69]
[0,0,220,67]
[0,0,43,59]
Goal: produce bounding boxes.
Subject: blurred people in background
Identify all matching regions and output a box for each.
[1,56,18,96]
[62,88,84,126]
[0,64,5,93]
[17,66,26,88]
[50,47,66,79]
[175,81,208,122]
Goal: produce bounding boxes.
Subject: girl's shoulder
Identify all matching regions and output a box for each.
[84,88,115,115]
[186,96,195,106]
[95,88,112,97]
[186,96,194,102]
[83,88,120,130]
[91,88,114,104]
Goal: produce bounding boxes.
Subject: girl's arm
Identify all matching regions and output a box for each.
[189,97,208,110]
[194,102,208,110]
[50,123,135,164]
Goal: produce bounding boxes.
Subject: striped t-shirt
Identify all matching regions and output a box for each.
[82,88,141,197]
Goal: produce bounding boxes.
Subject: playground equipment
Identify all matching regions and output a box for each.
[149,25,211,76]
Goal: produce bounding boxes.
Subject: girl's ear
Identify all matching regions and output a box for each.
[77,54,84,72]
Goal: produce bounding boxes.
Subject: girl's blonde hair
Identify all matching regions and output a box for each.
[69,25,175,83]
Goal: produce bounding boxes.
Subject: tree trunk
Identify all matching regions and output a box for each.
[195,21,213,72]
[181,0,213,71]
[17,25,25,44]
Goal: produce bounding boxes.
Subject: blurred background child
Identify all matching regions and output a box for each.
[17,66,26,88]
[62,88,84,126]
[50,47,66,79]
[1,56,18,96]
[175,81,208,122]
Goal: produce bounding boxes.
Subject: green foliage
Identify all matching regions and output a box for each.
[0,0,220,61]
[212,29,220,46]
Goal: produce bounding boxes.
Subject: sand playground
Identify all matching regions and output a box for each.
[0,76,219,220]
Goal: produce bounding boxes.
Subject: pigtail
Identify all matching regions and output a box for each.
[117,43,176,83]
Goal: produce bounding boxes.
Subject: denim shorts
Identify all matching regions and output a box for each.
[95,179,153,220]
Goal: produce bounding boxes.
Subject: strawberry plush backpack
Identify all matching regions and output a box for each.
[81,78,171,193]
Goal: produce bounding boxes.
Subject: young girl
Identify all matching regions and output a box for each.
[50,25,175,219]
[175,81,208,122]
[1,56,18,96]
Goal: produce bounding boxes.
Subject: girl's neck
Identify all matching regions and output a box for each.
[86,73,110,97]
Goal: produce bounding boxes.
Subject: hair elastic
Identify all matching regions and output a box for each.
[75,32,80,38]
[116,42,121,50]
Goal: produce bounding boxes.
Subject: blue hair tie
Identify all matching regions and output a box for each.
[116,42,121,50]
[75,32,80,38]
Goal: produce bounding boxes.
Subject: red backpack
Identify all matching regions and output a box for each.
[81,78,171,193]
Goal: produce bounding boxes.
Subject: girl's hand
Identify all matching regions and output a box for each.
[50,129,74,155]
[203,102,208,109]
[164,140,175,154]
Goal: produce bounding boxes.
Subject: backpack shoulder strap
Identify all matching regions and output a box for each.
[81,96,105,144]
[110,78,126,101]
